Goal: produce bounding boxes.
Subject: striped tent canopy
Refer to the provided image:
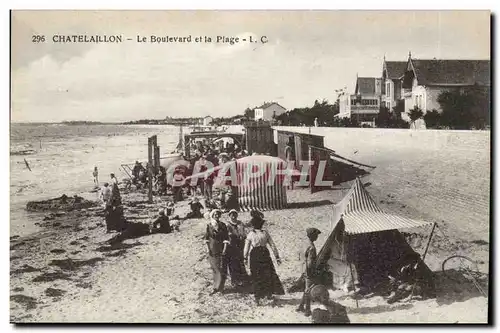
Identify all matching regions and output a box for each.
[332,177,433,234]
[235,155,288,211]
[185,155,291,211]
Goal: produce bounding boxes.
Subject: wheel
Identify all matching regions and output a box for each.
[441,255,482,282]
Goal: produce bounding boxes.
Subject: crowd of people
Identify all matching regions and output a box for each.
[202,208,350,323]
[91,137,353,324]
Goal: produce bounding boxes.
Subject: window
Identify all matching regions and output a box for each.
[386,82,391,98]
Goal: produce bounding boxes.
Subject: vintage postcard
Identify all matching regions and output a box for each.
[10,10,491,324]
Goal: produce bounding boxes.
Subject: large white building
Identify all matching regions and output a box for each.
[337,76,382,127]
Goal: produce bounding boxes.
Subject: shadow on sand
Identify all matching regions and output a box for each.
[287,200,334,210]
[347,302,413,314]
[434,269,488,306]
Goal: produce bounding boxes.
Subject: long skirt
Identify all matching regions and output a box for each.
[226,243,250,286]
[208,254,227,291]
[249,246,285,299]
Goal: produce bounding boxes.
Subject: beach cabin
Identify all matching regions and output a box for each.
[244,121,276,156]
[274,129,325,167]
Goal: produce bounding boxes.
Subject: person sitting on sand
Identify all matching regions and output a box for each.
[309,285,350,324]
[93,166,99,187]
[105,205,126,233]
[184,197,204,220]
[165,201,175,217]
[99,183,112,207]
[150,209,172,234]
[386,252,434,304]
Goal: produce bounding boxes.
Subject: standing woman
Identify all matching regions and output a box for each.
[225,209,250,287]
[204,209,230,295]
[244,210,285,305]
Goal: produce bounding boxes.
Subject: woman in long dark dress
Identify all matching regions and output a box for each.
[225,209,250,287]
[244,210,285,305]
[204,209,230,295]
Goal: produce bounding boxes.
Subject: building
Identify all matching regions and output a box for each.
[202,116,213,126]
[254,102,287,121]
[381,58,407,111]
[337,76,382,127]
[400,54,490,121]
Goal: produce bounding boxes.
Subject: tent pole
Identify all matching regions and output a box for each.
[421,222,437,262]
[409,222,437,301]
[349,262,359,308]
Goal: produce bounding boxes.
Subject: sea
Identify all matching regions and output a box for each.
[10,123,181,237]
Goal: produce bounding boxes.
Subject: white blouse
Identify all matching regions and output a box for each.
[244,229,279,259]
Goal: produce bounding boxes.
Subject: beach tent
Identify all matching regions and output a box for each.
[315,177,435,291]
[185,155,292,211]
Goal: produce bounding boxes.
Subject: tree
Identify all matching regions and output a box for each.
[244,107,254,120]
[274,99,339,127]
[375,106,392,128]
[423,109,441,129]
[408,106,424,122]
[437,86,490,130]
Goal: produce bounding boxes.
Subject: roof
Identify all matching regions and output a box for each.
[256,102,286,110]
[332,178,433,234]
[384,61,407,79]
[355,77,378,95]
[410,59,490,86]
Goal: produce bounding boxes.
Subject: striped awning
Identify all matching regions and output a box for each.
[184,155,288,211]
[332,177,433,234]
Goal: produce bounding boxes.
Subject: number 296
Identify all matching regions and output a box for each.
[32,35,46,43]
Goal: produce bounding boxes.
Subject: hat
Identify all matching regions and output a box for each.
[228,209,238,217]
[306,227,321,238]
[250,210,264,220]
[250,217,265,229]
[310,285,330,304]
[210,209,222,220]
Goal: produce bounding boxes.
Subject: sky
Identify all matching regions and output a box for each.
[11,10,491,123]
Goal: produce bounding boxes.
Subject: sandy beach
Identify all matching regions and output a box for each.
[10,177,489,323]
[9,126,490,324]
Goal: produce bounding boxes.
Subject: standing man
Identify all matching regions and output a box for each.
[297,227,322,317]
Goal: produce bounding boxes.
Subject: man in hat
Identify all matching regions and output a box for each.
[297,227,322,317]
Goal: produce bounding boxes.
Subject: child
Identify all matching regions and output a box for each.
[296,227,321,317]
[93,166,99,187]
[185,197,204,219]
[310,285,350,324]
